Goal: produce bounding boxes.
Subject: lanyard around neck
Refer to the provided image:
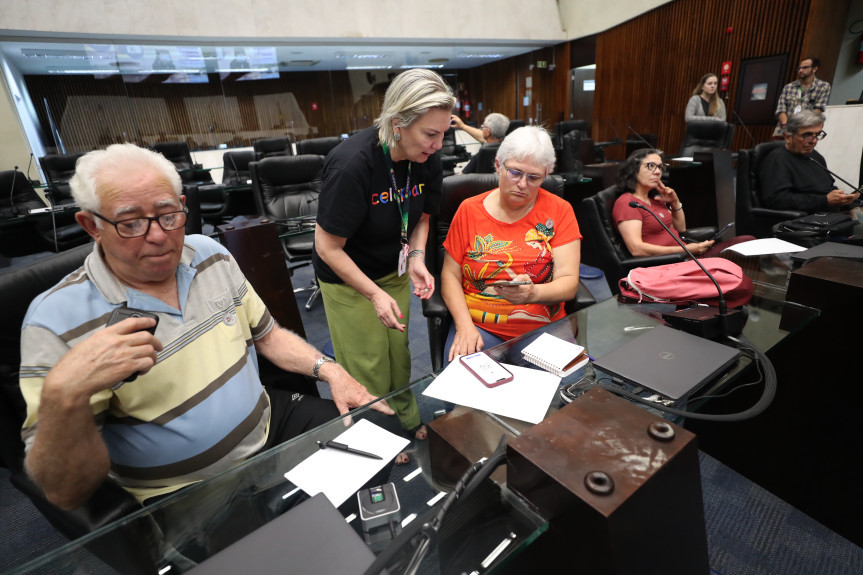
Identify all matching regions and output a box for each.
[381,142,411,245]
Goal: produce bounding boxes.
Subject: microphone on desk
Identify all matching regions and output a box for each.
[626,124,656,152]
[8,165,19,216]
[628,201,745,339]
[807,156,863,195]
[732,111,757,149]
[25,153,36,185]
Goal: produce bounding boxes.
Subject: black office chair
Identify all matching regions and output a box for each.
[253,137,294,160]
[0,244,159,574]
[580,186,716,294]
[679,122,735,157]
[555,130,585,179]
[295,137,342,157]
[39,153,85,205]
[150,141,214,189]
[248,155,324,309]
[440,128,471,174]
[554,120,589,149]
[0,169,90,256]
[467,142,501,174]
[422,173,594,372]
[505,120,526,135]
[736,141,807,238]
[196,151,259,225]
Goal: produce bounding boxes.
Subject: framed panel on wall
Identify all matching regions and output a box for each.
[734,54,789,125]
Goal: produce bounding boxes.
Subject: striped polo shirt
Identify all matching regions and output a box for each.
[20,235,274,502]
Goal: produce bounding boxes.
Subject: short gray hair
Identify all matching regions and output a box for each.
[374,69,456,150]
[495,126,556,175]
[785,110,824,135]
[483,113,510,140]
[70,143,182,213]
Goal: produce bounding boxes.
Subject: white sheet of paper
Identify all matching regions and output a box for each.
[422,359,561,424]
[722,238,806,256]
[284,419,409,507]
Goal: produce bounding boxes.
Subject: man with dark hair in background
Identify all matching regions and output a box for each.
[774,57,831,134]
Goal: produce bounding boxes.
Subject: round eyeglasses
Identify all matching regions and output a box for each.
[795,130,826,142]
[92,207,188,238]
[502,163,544,186]
[641,162,668,173]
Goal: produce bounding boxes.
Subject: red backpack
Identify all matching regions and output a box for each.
[618,258,754,308]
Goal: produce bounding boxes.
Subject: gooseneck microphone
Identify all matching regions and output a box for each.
[8,165,19,216]
[807,156,862,194]
[629,200,744,338]
[626,125,654,151]
[732,110,756,149]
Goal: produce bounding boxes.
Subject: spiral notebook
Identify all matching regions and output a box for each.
[521,332,589,377]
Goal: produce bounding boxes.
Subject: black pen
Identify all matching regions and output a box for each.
[316,440,382,460]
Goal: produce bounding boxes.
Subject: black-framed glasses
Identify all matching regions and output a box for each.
[641,162,668,173]
[92,206,188,238]
[798,65,813,70]
[796,130,827,142]
[502,163,544,186]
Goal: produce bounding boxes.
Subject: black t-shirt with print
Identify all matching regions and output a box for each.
[312,126,442,284]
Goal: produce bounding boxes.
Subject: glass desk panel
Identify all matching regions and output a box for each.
[8,377,546,575]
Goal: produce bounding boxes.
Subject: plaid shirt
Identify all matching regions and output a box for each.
[775,77,831,118]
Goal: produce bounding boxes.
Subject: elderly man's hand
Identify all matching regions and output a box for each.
[319,361,394,419]
[827,189,860,207]
[45,317,162,398]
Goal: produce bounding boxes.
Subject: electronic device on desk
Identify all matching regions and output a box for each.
[358,482,401,549]
[27,203,78,215]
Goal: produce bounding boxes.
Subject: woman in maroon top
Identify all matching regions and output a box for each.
[612,149,715,257]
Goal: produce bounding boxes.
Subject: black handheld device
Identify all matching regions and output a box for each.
[107,308,159,387]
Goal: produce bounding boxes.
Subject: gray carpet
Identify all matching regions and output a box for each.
[3,257,862,574]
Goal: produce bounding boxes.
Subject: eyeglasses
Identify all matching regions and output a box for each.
[795,130,827,142]
[798,65,813,70]
[502,163,544,186]
[92,207,188,238]
[641,162,668,173]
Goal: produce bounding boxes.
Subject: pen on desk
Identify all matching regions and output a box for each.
[316,440,382,460]
[587,354,596,362]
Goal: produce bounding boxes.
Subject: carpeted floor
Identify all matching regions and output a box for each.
[2,254,862,574]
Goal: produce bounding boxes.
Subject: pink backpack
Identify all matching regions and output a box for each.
[618,258,754,308]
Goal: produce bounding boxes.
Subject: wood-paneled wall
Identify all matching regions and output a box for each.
[593,0,850,158]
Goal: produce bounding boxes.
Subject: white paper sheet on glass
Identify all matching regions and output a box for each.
[422,359,561,424]
[722,238,805,256]
[284,418,409,507]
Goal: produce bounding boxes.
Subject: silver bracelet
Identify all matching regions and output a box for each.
[407,249,425,259]
[669,203,683,213]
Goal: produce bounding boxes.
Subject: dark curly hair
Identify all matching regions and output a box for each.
[616,148,664,193]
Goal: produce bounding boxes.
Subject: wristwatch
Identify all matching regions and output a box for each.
[312,356,336,380]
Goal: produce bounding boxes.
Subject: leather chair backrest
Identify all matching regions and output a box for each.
[248,155,324,220]
[150,142,194,170]
[505,120,526,135]
[555,120,588,148]
[746,140,785,209]
[295,137,342,157]
[39,153,85,204]
[429,173,564,276]
[559,130,585,176]
[222,150,256,186]
[440,128,464,157]
[583,185,632,262]
[474,142,501,174]
[253,137,294,160]
[0,243,92,471]
[679,122,732,157]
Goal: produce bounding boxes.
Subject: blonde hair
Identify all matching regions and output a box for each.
[374,69,456,150]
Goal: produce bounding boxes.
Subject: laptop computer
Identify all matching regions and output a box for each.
[592,325,740,401]
[790,241,863,264]
[190,492,378,574]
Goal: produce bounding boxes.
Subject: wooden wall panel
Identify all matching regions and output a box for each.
[593,0,848,157]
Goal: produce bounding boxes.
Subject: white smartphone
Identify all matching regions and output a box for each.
[459,352,514,387]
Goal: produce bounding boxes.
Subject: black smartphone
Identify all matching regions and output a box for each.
[107,308,159,387]
[492,280,531,287]
[711,222,734,242]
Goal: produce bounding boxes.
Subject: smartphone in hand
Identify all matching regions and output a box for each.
[107,308,159,387]
[459,352,514,387]
[711,222,734,242]
[492,280,531,287]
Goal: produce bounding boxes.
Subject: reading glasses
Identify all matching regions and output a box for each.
[92,207,189,238]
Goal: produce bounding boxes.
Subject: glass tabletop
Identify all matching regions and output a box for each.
[8,256,819,575]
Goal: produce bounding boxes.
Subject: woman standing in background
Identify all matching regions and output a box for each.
[685,73,727,122]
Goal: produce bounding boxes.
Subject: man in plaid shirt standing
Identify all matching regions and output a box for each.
[774,57,831,135]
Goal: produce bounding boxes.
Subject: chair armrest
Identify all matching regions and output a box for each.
[421,288,448,318]
[751,207,807,220]
[680,227,717,242]
[620,252,688,271]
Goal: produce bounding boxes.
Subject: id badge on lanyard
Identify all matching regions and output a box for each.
[382,143,411,276]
